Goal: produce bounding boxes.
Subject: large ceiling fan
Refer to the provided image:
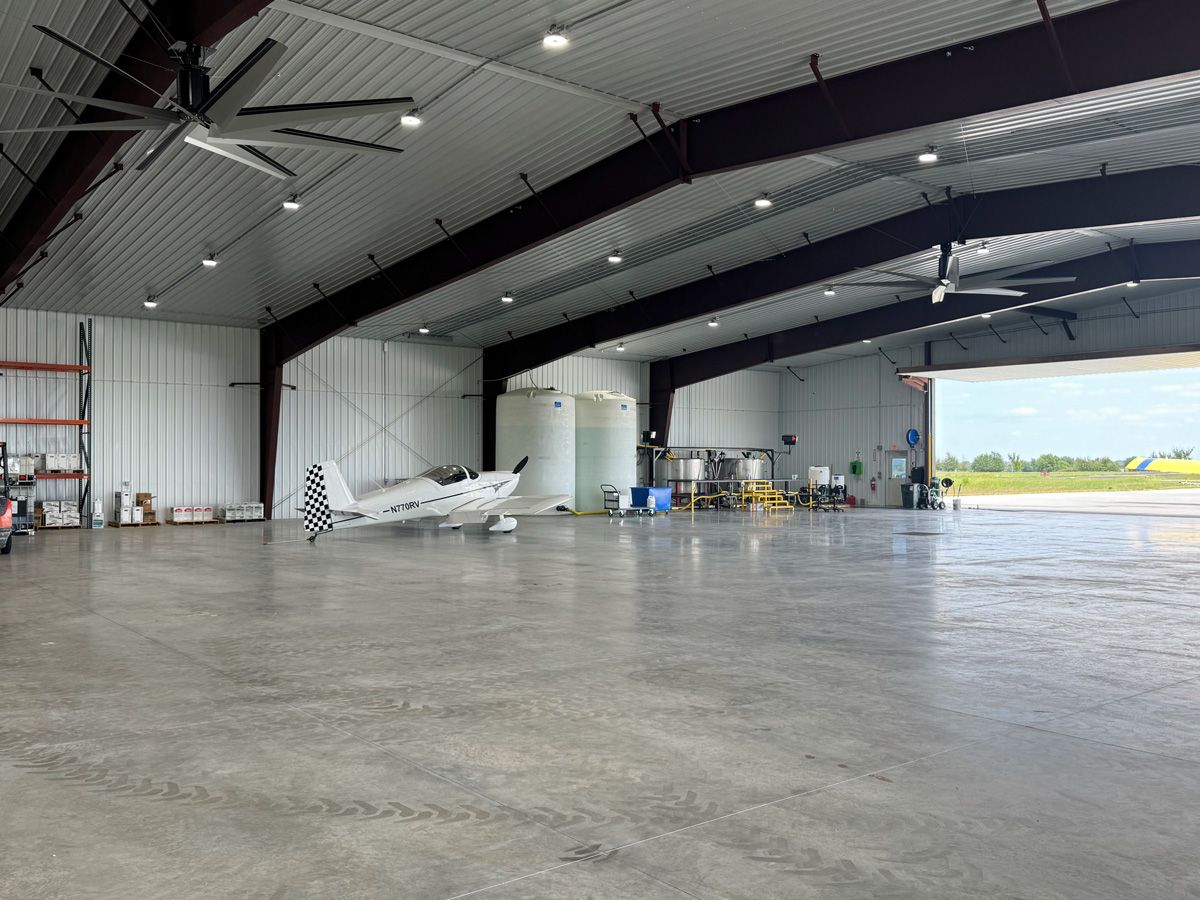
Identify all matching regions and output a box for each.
[0,0,415,179]
[852,242,1078,303]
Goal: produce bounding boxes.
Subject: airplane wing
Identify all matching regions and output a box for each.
[445,494,571,525]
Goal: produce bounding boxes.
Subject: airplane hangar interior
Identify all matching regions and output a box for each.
[2,1,1199,897]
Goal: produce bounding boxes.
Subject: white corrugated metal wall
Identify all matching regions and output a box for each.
[0,308,258,518]
[779,349,926,504]
[273,337,481,518]
[671,370,782,449]
[507,355,640,399]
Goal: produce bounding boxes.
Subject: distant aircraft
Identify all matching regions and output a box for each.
[302,457,570,540]
[1125,457,1200,476]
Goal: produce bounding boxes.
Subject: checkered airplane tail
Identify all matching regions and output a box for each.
[302,460,356,534]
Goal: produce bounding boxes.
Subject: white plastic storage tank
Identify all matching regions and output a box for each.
[574,391,638,512]
[495,388,575,503]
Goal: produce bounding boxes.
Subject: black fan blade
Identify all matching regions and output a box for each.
[135,121,189,172]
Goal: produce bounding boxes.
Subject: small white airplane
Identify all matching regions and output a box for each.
[302,457,570,540]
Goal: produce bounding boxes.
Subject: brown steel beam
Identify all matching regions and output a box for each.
[264,0,1200,364]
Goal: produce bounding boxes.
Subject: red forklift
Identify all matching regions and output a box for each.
[1,442,13,555]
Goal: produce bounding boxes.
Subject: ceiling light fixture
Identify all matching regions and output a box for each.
[201,254,219,268]
[823,286,837,297]
[862,339,872,343]
[543,26,569,49]
[977,242,990,255]
[501,292,514,303]
[707,317,719,327]
[754,193,772,208]
[980,313,992,319]
[418,325,431,334]
[401,109,422,127]
[918,145,939,163]
[607,251,623,264]
[615,342,625,352]
[282,195,301,211]
[143,297,158,310]
[1126,278,1140,288]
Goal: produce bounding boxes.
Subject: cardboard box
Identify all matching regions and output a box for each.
[118,507,133,525]
[199,506,214,522]
[136,492,153,506]
[172,506,193,523]
[67,453,81,471]
[143,509,157,525]
[114,490,132,508]
[132,507,144,524]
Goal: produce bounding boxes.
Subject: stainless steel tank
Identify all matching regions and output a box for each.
[717,457,767,482]
[655,457,706,493]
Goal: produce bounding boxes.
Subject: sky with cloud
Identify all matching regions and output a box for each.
[935,369,1200,459]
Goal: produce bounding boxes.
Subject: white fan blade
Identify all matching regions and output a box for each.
[975,276,1078,287]
[0,118,167,133]
[0,82,177,120]
[962,260,1057,282]
[855,265,938,287]
[207,126,403,156]
[200,38,288,128]
[33,25,164,99]
[952,288,1028,297]
[183,125,293,179]
[222,97,415,134]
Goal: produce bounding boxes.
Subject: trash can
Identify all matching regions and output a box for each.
[901,483,916,509]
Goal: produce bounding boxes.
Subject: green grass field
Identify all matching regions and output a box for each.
[939,471,1200,496]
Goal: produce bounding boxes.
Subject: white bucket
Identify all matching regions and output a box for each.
[952,497,961,510]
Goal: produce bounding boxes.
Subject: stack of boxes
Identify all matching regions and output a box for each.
[114,489,137,525]
[170,505,214,523]
[221,502,265,522]
[136,492,157,526]
[36,501,81,528]
[34,453,83,473]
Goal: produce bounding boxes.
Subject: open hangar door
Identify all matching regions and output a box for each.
[897,296,1200,513]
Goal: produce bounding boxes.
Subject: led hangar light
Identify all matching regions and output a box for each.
[418,325,431,334]
[282,195,301,211]
[401,109,422,127]
[754,193,772,208]
[201,254,219,268]
[707,317,719,327]
[543,25,569,48]
[607,251,623,264]
[501,292,514,303]
[918,145,939,164]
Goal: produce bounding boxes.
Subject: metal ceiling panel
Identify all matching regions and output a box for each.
[0,0,1172,337]
[0,2,137,225]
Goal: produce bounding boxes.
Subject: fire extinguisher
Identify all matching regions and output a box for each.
[869,477,877,492]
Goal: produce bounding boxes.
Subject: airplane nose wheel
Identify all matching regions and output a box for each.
[489,515,518,533]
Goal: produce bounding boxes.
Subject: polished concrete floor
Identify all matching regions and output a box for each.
[968,487,1200,517]
[1,508,1198,899]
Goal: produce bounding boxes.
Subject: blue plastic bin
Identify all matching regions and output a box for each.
[630,486,672,514]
